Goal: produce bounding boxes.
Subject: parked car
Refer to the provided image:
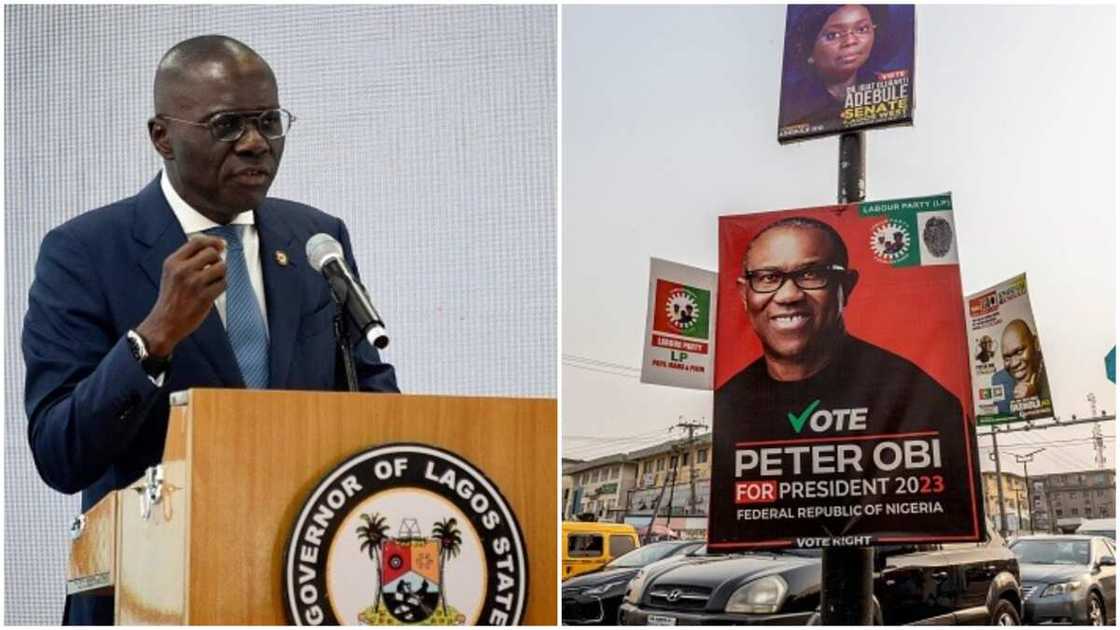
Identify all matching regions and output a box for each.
[1076,518,1116,541]
[562,540,705,625]
[1010,534,1116,625]
[618,530,1021,625]
[562,521,641,581]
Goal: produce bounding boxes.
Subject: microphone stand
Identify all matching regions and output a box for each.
[329,284,359,393]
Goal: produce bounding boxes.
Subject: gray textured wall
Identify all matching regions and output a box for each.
[4,5,556,623]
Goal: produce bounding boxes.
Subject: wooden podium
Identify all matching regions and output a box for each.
[68,389,557,625]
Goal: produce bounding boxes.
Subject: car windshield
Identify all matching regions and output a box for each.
[1079,529,1115,541]
[1010,539,1090,565]
[605,542,692,568]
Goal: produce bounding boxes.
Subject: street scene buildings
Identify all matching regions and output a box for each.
[564,433,713,538]
[567,433,1117,543]
[982,469,1117,535]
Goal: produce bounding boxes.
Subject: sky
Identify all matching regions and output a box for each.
[561,5,1116,476]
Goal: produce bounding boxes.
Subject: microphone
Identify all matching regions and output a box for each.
[305,233,389,349]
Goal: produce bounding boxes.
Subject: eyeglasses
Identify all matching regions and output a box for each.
[819,23,876,43]
[739,265,846,293]
[156,108,296,142]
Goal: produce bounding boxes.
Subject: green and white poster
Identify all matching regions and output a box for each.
[640,258,718,390]
[966,273,1054,425]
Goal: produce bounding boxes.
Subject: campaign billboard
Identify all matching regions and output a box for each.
[966,274,1054,425]
[709,194,983,549]
[778,5,915,143]
[640,258,718,390]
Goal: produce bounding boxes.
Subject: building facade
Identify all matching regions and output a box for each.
[981,471,1033,534]
[624,433,712,538]
[1029,468,1116,533]
[564,454,639,522]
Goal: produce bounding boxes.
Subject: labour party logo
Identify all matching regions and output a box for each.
[284,444,528,625]
[869,219,912,263]
[653,280,711,340]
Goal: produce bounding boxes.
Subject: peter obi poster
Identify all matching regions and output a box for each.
[708,194,984,549]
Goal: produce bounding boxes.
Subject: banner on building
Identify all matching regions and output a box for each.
[640,258,718,390]
[966,274,1054,425]
[709,194,983,550]
[778,4,915,143]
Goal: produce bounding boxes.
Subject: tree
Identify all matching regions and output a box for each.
[431,517,462,614]
[357,513,390,607]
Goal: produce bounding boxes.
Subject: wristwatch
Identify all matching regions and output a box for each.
[126,329,171,378]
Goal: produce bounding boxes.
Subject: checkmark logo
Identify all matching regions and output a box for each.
[787,399,821,434]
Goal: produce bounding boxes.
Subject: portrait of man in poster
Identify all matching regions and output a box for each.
[992,319,1050,415]
[717,217,959,412]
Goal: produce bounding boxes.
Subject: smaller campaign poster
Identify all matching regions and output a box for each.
[778,5,915,143]
[640,258,718,390]
[710,194,982,550]
[966,274,1054,425]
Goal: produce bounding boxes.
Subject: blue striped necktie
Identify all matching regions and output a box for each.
[206,224,270,389]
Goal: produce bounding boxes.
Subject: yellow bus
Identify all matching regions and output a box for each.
[561,521,640,581]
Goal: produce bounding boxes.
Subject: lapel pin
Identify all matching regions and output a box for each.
[275,250,289,266]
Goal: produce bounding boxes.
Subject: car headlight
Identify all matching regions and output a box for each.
[624,570,647,605]
[725,575,788,614]
[1040,581,1082,597]
[584,579,628,597]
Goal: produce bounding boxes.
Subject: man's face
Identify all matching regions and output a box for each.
[810,5,875,83]
[741,226,846,363]
[156,57,284,223]
[1001,325,1038,383]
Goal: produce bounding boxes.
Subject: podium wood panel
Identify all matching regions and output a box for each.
[67,492,117,596]
[116,389,556,625]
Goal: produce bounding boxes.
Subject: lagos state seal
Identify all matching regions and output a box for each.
[283,444,528,625]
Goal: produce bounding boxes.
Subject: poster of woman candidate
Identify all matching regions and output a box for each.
[709,194,984,549]
[778,5,915,143]
[966,274,1054,425]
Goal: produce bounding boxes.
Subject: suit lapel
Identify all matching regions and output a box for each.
[256,202,301,389]
[133,176,245,387]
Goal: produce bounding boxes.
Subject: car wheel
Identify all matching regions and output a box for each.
[989,599,1020,626]
[1087,593,1105,626]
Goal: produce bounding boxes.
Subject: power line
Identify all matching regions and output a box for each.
[563,433,672,458]
[564,430,667,450]
[978,436,1114,449]
[978,417,1117,471]
[979,436,1105,473]
[563,363,639,379]
[564,427,670,442]
[562,354,641,373]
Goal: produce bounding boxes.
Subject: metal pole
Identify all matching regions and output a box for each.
[820,131,874,625]
[1015,490,1023,536]
[644,460,671,544]
[663,446,680,535]
[990,429,1009,538]
[1013,448,1044,534]
[838,132,865,202]
[1045,485,1057,533]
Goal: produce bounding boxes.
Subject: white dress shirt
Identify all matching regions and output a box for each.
[160,171,270,335]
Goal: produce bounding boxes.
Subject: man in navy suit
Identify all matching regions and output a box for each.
[22,35,398,625]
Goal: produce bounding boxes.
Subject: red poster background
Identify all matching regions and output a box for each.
[651,279,682,334]
[715,203,972,413]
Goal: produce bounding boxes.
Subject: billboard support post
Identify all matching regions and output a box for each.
[819,131,875,625]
